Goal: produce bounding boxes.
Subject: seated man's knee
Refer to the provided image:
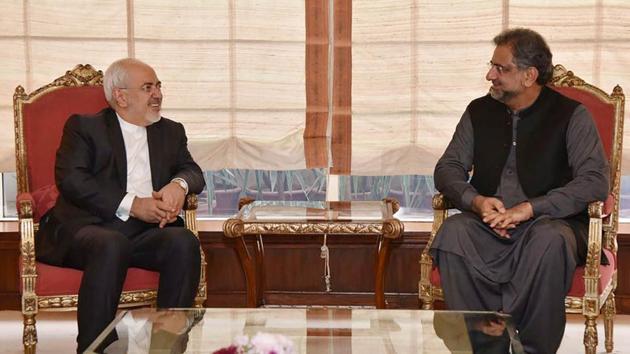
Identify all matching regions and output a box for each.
[440,212,481,236]
[165,228,200,259]
[85,228,131,260]
[528,219,573,249]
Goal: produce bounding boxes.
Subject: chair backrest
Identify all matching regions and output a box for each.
[14,65,108,220]
[548,64,625,247]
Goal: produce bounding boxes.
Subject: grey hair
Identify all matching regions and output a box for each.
[103,58,148,106]
[493,28,553,85]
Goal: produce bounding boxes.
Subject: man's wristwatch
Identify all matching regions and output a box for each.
[172,178,188,194]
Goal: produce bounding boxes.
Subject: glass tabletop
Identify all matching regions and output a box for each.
[86,307,524,354]
[237,200,394,223]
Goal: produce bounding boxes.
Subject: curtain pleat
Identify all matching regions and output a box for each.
[305,0,330,169]
[330,0,352,175]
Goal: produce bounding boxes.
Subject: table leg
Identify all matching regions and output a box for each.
[234,237,260,307]
[255,235,265,307]
[374,235,392,309]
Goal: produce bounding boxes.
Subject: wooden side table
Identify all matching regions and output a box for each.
[223,199,403,309]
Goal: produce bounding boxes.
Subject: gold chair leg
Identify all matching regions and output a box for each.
[23,313,37,354]
[604,293,615,353]
[583,315,598,354]
[419,285,435,310]
[421,298,434,310]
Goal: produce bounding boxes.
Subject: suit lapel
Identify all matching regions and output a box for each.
[147,121,162,190]
[105,109,127,189]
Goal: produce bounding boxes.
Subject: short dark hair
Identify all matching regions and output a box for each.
[493,28,553,85]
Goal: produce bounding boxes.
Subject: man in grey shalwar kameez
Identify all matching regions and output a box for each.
[430,28,609,354]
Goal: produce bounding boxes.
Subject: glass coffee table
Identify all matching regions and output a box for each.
[223,199,404,308]
[86,307,524,353]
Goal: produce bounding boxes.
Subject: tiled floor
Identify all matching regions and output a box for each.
[0,311,628,353]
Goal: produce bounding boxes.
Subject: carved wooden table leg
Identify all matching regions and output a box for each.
[374,235,392,309]
[234,237,260,307]
[255,235,265,307]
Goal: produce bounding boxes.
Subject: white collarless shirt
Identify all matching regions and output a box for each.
[115,114,154,221]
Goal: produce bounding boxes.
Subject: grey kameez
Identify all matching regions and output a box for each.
[431,103,609,354]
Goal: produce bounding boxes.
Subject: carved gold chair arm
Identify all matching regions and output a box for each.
[425,193,453,252]
[431,193,454,211]
[582,201,604,311]
[18,198,38,318]
[183,193,198,211]
[183,194,198,237]
[17,199,36,255]
[181,193,206,307]
[420,193,453,307]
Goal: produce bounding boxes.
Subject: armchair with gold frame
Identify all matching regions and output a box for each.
[13,64,207,353]
[419,65,624,354]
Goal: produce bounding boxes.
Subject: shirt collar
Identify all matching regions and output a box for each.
[116,112,146,135]
[509,86,550,118]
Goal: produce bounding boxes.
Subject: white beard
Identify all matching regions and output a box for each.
[145,110,161,124]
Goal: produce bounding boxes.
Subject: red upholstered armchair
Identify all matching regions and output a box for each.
[419,65,624,354]
[13,64,207,353]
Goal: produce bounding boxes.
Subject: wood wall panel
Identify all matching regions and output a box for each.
[616,233,630,314]
[1,230,630,314]
[0,231,20,310]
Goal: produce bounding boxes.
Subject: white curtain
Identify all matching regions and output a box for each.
[1,0,629,175]
[0,0,308,172]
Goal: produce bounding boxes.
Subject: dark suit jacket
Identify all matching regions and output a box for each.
[36,107,205,266]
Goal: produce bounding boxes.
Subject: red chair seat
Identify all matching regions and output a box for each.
[19,257,159,296]
[568,248,616,296]
[430,248,615,296]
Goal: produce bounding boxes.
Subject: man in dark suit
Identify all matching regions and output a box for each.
[36,58,205,353]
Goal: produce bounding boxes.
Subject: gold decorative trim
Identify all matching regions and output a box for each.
[21,64,103,103]
[382,218,403,239]
[604,293,615,352]
[18,199,33,219]
[20,242,36,279]
[38,289,157,309]
[584,243,601,278]
[565,296,583,312]
[243,222,384,235]
[22,314,37,351]
[584,316,598,354]
[184,194,198,211]
[588,201,603,219]
[223,218,245,238]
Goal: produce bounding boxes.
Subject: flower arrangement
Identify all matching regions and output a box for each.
[213,332,295,354]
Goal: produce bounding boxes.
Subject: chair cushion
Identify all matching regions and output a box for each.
[567,248,616,296]
[603,194,614,218]
[430,248,616,297]
[22,86,107,196]
[550,86,615,161]
[19,258,159,296]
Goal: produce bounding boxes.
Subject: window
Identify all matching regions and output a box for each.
[1,173,17,219]
[199,168,327,217]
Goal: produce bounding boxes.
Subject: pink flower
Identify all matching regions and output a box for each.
[212,345,238,354]
[252,333,287,353]
[214,332,294,354]
[233,334,250,347]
